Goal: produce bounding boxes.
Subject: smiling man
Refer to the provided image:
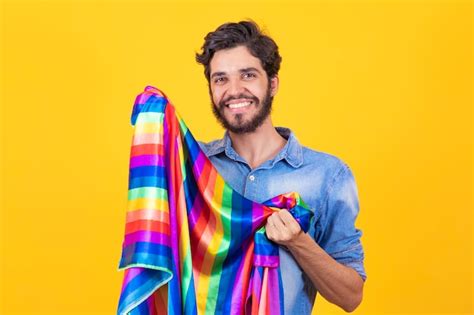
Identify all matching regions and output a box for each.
[196,21,366,313]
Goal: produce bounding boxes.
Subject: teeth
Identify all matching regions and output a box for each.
[228,101,251,109]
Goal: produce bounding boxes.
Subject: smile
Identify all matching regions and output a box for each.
[226,101,253,109]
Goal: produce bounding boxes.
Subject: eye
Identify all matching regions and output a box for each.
[214,77,227,84]
[242,72,257,79]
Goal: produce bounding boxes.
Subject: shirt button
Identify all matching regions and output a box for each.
[249,175,255,181]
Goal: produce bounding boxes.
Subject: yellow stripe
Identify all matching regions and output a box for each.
[177,136,187,179]
[196,175,225,314]
[127,197,169,212]
[175,141,193,292]
[134,122,163,134]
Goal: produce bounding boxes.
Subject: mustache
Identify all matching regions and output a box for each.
[218,93,259,107]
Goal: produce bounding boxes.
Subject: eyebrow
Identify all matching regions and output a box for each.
[210,67,262,79]
[239,67,261,74]
[211,71,226,79]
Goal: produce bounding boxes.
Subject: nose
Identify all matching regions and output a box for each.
[227,77,245,97]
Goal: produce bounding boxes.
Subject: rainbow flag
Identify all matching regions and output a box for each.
[117,86,313,315]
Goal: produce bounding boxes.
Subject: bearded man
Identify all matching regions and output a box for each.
[196,20,366,313]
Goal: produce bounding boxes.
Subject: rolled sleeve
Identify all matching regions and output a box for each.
[314,162,367,281]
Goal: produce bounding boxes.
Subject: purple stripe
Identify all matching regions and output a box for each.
[267,269,281,314]
[230,255,248,314]
[247,267,262,304]
[252,203,264,231]
[121,267,144,292]
[163,106,183,303]
[187,195,205,231]
[130,155,165,168]
[135,92,153,105]
[193,151,207,175]
[253,254,280,267]
[124,230,170,247]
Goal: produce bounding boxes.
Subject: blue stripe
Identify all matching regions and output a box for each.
[118,268,171,314]
[254,242,279,256]
[128,176,167,190]
[120,244,172,267]
[216,193,255,313]
[130,165,166,178]
[184,129,201,163]
[183,279,198,315]
[131,96,167,125]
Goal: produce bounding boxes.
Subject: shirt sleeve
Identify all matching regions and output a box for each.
[313,162,367,281]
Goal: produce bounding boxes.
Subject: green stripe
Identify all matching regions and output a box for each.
[128,187,168,200]
[180,247,194,305]
[178,117,188,133]
[206,185,233,314]
[135,112,164,123]
[176,117,194,301]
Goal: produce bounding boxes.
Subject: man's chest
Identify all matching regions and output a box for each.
[207,155,329,216]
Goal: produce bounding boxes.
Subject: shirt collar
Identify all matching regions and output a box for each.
[205,127,304,168]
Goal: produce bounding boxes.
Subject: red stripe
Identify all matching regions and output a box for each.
[153,287,168,314]
[196,153,214,190]
[189,164,218,275]
[131,143,164,157]
[125,220,170,234]
[240,242,255,312]
[190,202,215,275]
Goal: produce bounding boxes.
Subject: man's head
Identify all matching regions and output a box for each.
[196,21,282,134]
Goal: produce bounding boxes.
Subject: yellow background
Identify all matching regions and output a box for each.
[1,0,472,314]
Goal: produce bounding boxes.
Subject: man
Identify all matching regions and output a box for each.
[196,21,366,313]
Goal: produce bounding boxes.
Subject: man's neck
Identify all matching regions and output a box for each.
[228,118,287,169]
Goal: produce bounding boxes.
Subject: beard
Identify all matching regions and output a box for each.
[210,85,273,134]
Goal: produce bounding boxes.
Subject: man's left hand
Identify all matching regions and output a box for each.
[265,210,303,246]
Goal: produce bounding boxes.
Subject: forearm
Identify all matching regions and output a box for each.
[286,232,364,312]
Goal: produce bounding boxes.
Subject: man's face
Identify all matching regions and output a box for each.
[209,45,278,134]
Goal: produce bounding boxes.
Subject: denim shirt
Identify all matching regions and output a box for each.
[198,127,366,314]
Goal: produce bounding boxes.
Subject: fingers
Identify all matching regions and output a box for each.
[265,216,277,239]
[268,212,286,230]
[265,210,302,246]
[278,210,302,235]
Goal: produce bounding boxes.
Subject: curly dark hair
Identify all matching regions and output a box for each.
[195,20,282,82]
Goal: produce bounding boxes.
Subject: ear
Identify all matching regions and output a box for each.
[270,76,279,97]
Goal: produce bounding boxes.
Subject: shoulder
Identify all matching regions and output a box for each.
[197,139,225,156]
[299,145,359,202]
[197,140,210,152]
[300,145,351,176]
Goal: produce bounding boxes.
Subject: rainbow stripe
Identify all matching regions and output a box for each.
[117,86,313,315]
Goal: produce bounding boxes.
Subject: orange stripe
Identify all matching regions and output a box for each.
[125,220,170,234]
[192,201,216,271]
[131,143,164,157]
[239,242,254,309]
[190,166,218,292]
[154,286,168,313]
[126,209,169,224]
[197,157,215,192]
[259,268,268,315]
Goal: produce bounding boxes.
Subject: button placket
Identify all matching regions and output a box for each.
[244,172,258,200]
